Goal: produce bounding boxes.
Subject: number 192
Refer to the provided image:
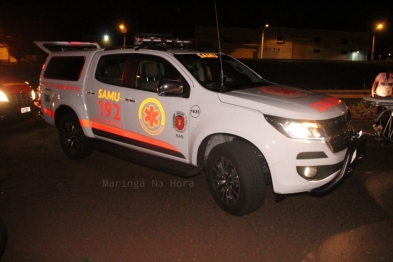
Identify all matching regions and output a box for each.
[98,100,121,121]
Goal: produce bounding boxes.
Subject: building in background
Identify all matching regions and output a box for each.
[0,44,17,63]
[194,26,370,61]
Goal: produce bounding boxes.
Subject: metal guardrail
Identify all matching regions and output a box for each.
[312,89,370,99]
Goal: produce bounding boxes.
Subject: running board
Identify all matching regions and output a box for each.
[89,138,201,177]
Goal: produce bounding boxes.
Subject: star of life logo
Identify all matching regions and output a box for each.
[259,86,309,98]
[138,98,165,136]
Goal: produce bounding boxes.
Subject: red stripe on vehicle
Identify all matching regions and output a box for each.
[43,108,54,118]
[89,120,180,153]
[79,119,90,128]
[90,121,123,136]
[123,130,179,152]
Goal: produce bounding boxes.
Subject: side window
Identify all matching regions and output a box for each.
[136,55,190,97]
[44,56,85,81]
[95,54,137,87]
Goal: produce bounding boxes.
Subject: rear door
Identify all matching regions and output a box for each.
[85,51,192,162]
[84,53,129,137]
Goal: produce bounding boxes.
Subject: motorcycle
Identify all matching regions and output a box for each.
[362,96,393,147]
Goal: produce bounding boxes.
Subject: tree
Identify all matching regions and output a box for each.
[0,22,37,62]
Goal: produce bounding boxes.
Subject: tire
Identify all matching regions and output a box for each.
[58,113,93,159]
[206,140,267,216]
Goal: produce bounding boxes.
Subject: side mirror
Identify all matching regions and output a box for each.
[158,80,183,96]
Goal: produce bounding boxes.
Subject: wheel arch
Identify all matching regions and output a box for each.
[54,105,77,128]
[54,104,94,137]
[197,134,271,179]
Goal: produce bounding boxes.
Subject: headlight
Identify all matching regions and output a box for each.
[0,90,9,102]
[31,90,36,100]
[265,115,327,140]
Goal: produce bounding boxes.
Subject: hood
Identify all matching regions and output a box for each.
[0,75,32,94]
[218,85,348,120]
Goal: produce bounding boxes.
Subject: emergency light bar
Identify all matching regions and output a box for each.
[134,35,193,47]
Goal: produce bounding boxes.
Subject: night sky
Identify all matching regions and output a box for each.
[1,0,393,53]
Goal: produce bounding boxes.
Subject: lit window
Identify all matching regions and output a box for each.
[276,35,284,44]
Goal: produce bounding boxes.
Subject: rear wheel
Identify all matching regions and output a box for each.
[206,140,267,216]
[58,113,93,159]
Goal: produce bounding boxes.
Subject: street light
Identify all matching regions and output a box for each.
[119,24,127,47]
[102,34,110,47]
[259,24,269,59]
[371,23,383,61]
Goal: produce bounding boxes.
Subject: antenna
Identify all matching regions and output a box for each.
[214,0,225,92]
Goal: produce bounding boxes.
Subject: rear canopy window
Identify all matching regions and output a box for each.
[44,56,85,81]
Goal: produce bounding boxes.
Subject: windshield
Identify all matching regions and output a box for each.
[174,53,270,92]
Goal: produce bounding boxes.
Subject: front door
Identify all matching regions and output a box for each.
[121,54,192,162]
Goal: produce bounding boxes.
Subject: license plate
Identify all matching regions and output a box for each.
[21,107,31,114]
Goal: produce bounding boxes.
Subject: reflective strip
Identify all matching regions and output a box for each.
[43,108,54,117]
[124,130,179,152]
[90,121,123,136]
[79,119,90,128]
[88,120,181,154]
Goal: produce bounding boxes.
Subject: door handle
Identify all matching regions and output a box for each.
[87,90,95,95]
[124,97,135,102]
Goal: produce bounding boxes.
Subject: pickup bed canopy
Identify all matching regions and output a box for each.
[34,41,100,54]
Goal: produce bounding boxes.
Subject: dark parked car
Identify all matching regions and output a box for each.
[0,69,36,122]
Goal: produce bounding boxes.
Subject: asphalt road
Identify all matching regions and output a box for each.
[0,112,392,262]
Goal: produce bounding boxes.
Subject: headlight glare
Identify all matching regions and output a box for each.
[0,90,9,102]
[265,115,327,140]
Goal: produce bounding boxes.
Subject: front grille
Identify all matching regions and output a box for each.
[318,110,353,153]
[10,93,33,106]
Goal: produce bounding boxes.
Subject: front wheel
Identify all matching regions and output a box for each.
[206,140,267,216]
[58,113,93,159]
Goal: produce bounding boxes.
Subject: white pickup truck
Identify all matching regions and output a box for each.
[35,39,365,216]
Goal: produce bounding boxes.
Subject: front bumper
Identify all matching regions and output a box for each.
[0,101,35,121]
[310,130,365,195]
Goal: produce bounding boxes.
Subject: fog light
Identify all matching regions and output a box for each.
[304,167,317,178]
